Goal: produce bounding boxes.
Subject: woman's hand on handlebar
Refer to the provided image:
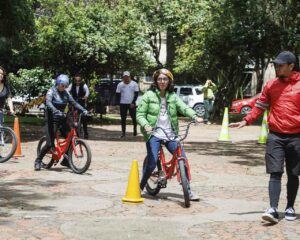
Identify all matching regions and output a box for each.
[144,125,152,132]
[195,117,204,124]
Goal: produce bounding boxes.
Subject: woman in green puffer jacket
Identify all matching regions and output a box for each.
[137,68,203,200]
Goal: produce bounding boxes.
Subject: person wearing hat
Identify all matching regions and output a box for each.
[116,71,139,138]
[137,68,203,201]
[229,51,300,224]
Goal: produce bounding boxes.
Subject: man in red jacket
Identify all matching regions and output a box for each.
[230,51,300,224]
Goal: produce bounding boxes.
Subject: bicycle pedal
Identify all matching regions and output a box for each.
[158,178,167,188]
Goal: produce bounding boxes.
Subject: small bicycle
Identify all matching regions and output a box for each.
[143,121,196,208]
[37,111,92,174]
[0,110,17,163]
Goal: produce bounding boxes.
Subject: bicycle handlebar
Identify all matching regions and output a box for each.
[149,120,197,142]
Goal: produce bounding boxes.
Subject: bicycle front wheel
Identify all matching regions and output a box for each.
[68,139,91,174]
[0,127,17,163]
[178,160,190,208]
[36,136,54,169]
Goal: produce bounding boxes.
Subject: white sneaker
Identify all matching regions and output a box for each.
[285,207,297,221]
[262,207,279,224]
[189,191,200,201]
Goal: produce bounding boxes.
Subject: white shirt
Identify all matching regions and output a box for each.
[67,84,90,97]
[116,81,139,104]
[153,98,175,140]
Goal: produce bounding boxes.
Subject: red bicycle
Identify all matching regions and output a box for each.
[37,112,92,174]
[143,121,195,207]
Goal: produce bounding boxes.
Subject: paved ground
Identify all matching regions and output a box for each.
[0,121,300,240]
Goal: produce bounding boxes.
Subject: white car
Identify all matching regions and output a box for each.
[174,85,205,117]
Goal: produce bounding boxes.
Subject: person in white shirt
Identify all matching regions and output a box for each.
[68,73,90,139]
[116,71,139,138]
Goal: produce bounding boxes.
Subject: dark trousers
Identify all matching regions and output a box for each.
[36,111,69,161]
[120,104,137,134]
[266,132,300,208]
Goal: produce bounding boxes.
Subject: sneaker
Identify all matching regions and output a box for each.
[120,134,125,138]
[262,207,279,224]
[60,158,70,168]
[189,190,200,201]
[285,207,297,221]
[34,160,42,171]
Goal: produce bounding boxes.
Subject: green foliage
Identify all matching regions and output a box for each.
[0,0,35,68]
[9,67,53,99]
[34,0,155,75]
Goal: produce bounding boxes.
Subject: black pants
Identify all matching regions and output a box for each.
[266,131,300,208]
[120,104,137,135]
[36,111,69,161]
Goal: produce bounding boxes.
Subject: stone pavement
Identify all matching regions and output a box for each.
[0,123,299,240]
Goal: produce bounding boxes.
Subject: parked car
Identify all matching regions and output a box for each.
[229,93,260,115]
[174,85,205,117]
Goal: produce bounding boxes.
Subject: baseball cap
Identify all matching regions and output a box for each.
[122,71,130,77]
[272,51,296,64]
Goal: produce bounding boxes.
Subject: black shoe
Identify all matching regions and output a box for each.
[34,160,42,171]
[285,207,297,221]
[120,134,125,138]
[262,207,279,224]
[60,158,70,168]
[84,134,89,139]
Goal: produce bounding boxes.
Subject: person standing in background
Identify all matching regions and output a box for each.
[68,73,90,139]
[202,79,217,124]
[116,71,139,138]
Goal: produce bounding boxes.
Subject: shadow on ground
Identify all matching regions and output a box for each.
[0,178,66,217]
[184,141,266,166]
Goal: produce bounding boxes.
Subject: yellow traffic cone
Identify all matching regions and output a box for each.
[257,111,269,144]
[122,160,144,204]
[218,107,232,142]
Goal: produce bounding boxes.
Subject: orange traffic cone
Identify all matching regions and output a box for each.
[122,160,144,204]
[13,117,24,157]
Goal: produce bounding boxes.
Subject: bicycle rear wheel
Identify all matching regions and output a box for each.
[0,127,17,163]
[36,136,54,169]
[68,139,91,174]
[144,156,161,196]
[178,160,190,208]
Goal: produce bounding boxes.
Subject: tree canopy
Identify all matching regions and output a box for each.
[1,0,299,116]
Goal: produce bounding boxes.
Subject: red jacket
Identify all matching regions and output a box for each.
[244,71,300,134]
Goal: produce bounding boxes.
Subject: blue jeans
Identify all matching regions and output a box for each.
[140,135,187,190]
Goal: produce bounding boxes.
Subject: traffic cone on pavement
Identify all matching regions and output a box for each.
[13,117,24,157]
[218,107,232,142]
[257,111,269,144]
[122,159,144,204]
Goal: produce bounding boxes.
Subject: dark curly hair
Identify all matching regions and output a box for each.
[0,66,7,84]
[149,68,174,92]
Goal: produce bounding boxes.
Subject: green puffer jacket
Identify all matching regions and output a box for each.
[137,89,197,141]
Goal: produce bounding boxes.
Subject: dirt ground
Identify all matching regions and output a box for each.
[0,121,300,240]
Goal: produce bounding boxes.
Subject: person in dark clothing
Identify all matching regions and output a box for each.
[116,71,139,138]
[230,51,300,224]
[34,74,88,171]
[68,74,90,139]
[0,67,15,118]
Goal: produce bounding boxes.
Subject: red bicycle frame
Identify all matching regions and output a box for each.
[159,145,191,183]
[51,112,82,161]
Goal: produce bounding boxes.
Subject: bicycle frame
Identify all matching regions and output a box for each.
[159,142,191,183]
[51,113,82,161]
